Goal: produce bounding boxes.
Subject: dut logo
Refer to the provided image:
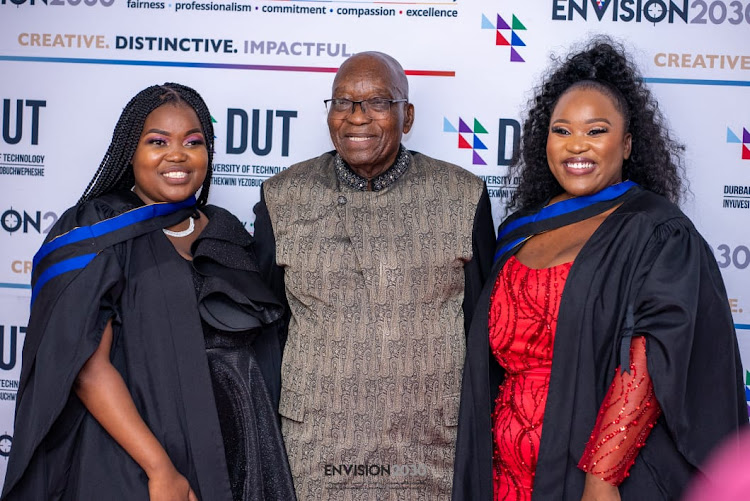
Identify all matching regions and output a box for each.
[2,99,45,145]
[443,117,522,167]
[1,207,58,234]
[726,126,750,160]
[225,109,298,157]
[0,325,23,372]
[481,12,527,62]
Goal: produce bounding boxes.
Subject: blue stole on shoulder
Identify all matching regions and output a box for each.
[494,181,638,263]
[31,196,197,305]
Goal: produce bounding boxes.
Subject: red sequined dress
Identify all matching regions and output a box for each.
[489,255,661,501]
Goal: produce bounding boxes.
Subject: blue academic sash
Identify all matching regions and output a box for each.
[31,196,196,305]
[494,181,638,263]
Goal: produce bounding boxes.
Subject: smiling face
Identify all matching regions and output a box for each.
[327,53,415,179]
[546,86,632,201]
[131,103,208,205]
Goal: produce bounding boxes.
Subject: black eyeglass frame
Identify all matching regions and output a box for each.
[323,98,408,117]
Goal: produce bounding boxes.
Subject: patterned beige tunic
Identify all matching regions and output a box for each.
[262,150,485,500]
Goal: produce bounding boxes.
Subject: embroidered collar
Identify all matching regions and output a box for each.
[334,145,411,191]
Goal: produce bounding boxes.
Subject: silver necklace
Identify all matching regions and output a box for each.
[162,217,195,238]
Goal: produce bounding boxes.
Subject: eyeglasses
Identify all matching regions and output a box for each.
[323,98,408,119]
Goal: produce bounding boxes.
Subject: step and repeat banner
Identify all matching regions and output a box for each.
[0,0,748,487]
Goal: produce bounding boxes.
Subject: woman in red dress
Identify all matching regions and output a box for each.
[452,39,747,501]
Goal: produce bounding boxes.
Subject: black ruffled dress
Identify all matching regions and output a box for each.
[190,205,296,501]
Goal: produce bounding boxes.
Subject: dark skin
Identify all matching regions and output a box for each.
[74,103,211,501]
[515,87,632,501]
[515,206,618,269]
[327,51,415,183]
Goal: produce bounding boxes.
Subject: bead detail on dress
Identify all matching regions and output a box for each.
[490,255,572,501]
[577,336,662,485]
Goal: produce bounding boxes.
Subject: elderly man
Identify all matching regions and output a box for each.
[254,51,494,499]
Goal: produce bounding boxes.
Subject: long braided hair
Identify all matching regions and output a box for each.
[79,83,214,207]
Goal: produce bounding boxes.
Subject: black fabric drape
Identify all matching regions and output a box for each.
[452,187,747,501]
[3,191,291,501]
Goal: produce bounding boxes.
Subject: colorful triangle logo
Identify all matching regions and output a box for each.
[474,119,488,134]
[496,14,511,29]
[727,127,741,143]
[473,135,488,150]
[458,118,473,133]
[458,135,473,149]
[443,118,457,133]
[473,151,487,165]
[512,15,526,30]
[483,12,528,63]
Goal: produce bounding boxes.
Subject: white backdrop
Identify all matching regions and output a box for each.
[1,0,748,488]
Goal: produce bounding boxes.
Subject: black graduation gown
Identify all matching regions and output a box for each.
[453,186,748,500]
[2,191,289,501]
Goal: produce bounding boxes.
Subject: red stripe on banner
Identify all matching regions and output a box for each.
[405,70,456,77]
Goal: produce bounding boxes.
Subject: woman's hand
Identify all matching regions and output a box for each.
[75,320,198,501]
[581,473,621,501]
[147,466,199,501]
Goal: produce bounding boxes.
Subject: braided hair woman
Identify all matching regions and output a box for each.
[2,83,295,501]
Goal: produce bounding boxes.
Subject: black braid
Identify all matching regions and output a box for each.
[79,83,214,207]
[509,36,686,210]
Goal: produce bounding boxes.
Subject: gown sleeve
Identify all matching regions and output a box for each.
[462,184,496,336]
[578,336,662,485]
[629,219,746,469]
[252,185,288,410]
[582,215,746,490]
[252,185,287,313]
[3,202,126,499]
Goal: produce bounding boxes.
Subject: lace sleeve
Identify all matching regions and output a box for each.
[578,336,662,485]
